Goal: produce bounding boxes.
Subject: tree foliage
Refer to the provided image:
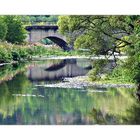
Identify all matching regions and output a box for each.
[4,16,27,44]
[21,15,58,24]
[58,15,140,83]
[0,17,7,41]
[58,16,135,54]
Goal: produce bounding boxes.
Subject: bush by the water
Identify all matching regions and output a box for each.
[88,59,137,84]
[0,42,31,63]
[0,42,85,63]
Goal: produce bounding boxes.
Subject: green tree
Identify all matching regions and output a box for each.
[24,15,58,24]
[58,16,133,54]
[29,16,37,23]
[0,16,7,41]
[58,15,140,83]
[21,16,30,24]
[47,15,58,23]
[4,16,27,44]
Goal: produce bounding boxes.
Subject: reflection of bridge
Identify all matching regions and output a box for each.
[27,59,92,81]
[25,25,72,51]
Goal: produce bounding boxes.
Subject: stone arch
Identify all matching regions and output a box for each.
[44,36,71,51]
[25,25,73,51]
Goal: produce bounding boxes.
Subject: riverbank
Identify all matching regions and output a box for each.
[0,42,88,64]
[0,55,128,67]
[0,41,127,65]
[35,76,136,89]
[0,53,133,89]
[31,55,128,61]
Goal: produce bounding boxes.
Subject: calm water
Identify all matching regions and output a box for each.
[0,58,139,125]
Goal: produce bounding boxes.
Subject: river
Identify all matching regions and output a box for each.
[0,58,139,125]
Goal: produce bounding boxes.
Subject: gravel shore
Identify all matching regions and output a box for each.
[35,76,135,89]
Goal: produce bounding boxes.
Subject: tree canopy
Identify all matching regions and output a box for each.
[58,16,137,55]
[4,16,27,44]
[0,17,7,41]
[57,15,140,83]
[21,15,58,24]
[0,16,26,44]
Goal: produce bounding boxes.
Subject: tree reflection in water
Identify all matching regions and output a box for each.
[89,87,140,124]
[0,60,140,124]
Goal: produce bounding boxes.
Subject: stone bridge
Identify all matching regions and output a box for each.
[25,25,72,51]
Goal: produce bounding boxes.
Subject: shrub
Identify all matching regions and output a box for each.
[0,45,12,63]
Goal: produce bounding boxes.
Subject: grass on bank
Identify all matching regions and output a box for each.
[0,42,89,63]
[89,78,136,85]
[88,68,136,85]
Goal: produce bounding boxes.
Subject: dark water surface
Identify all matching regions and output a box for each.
[0,58,139,125]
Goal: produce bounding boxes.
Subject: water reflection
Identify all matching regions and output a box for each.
[27,59,92,81]
[88,87,138,124]
[0,59,139,124]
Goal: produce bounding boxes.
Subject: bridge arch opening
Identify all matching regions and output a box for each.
[40,36,71,51]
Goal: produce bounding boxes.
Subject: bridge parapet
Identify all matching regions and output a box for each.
[26,25,58,31]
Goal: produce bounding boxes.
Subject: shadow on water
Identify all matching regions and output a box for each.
[0,59,140,124]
